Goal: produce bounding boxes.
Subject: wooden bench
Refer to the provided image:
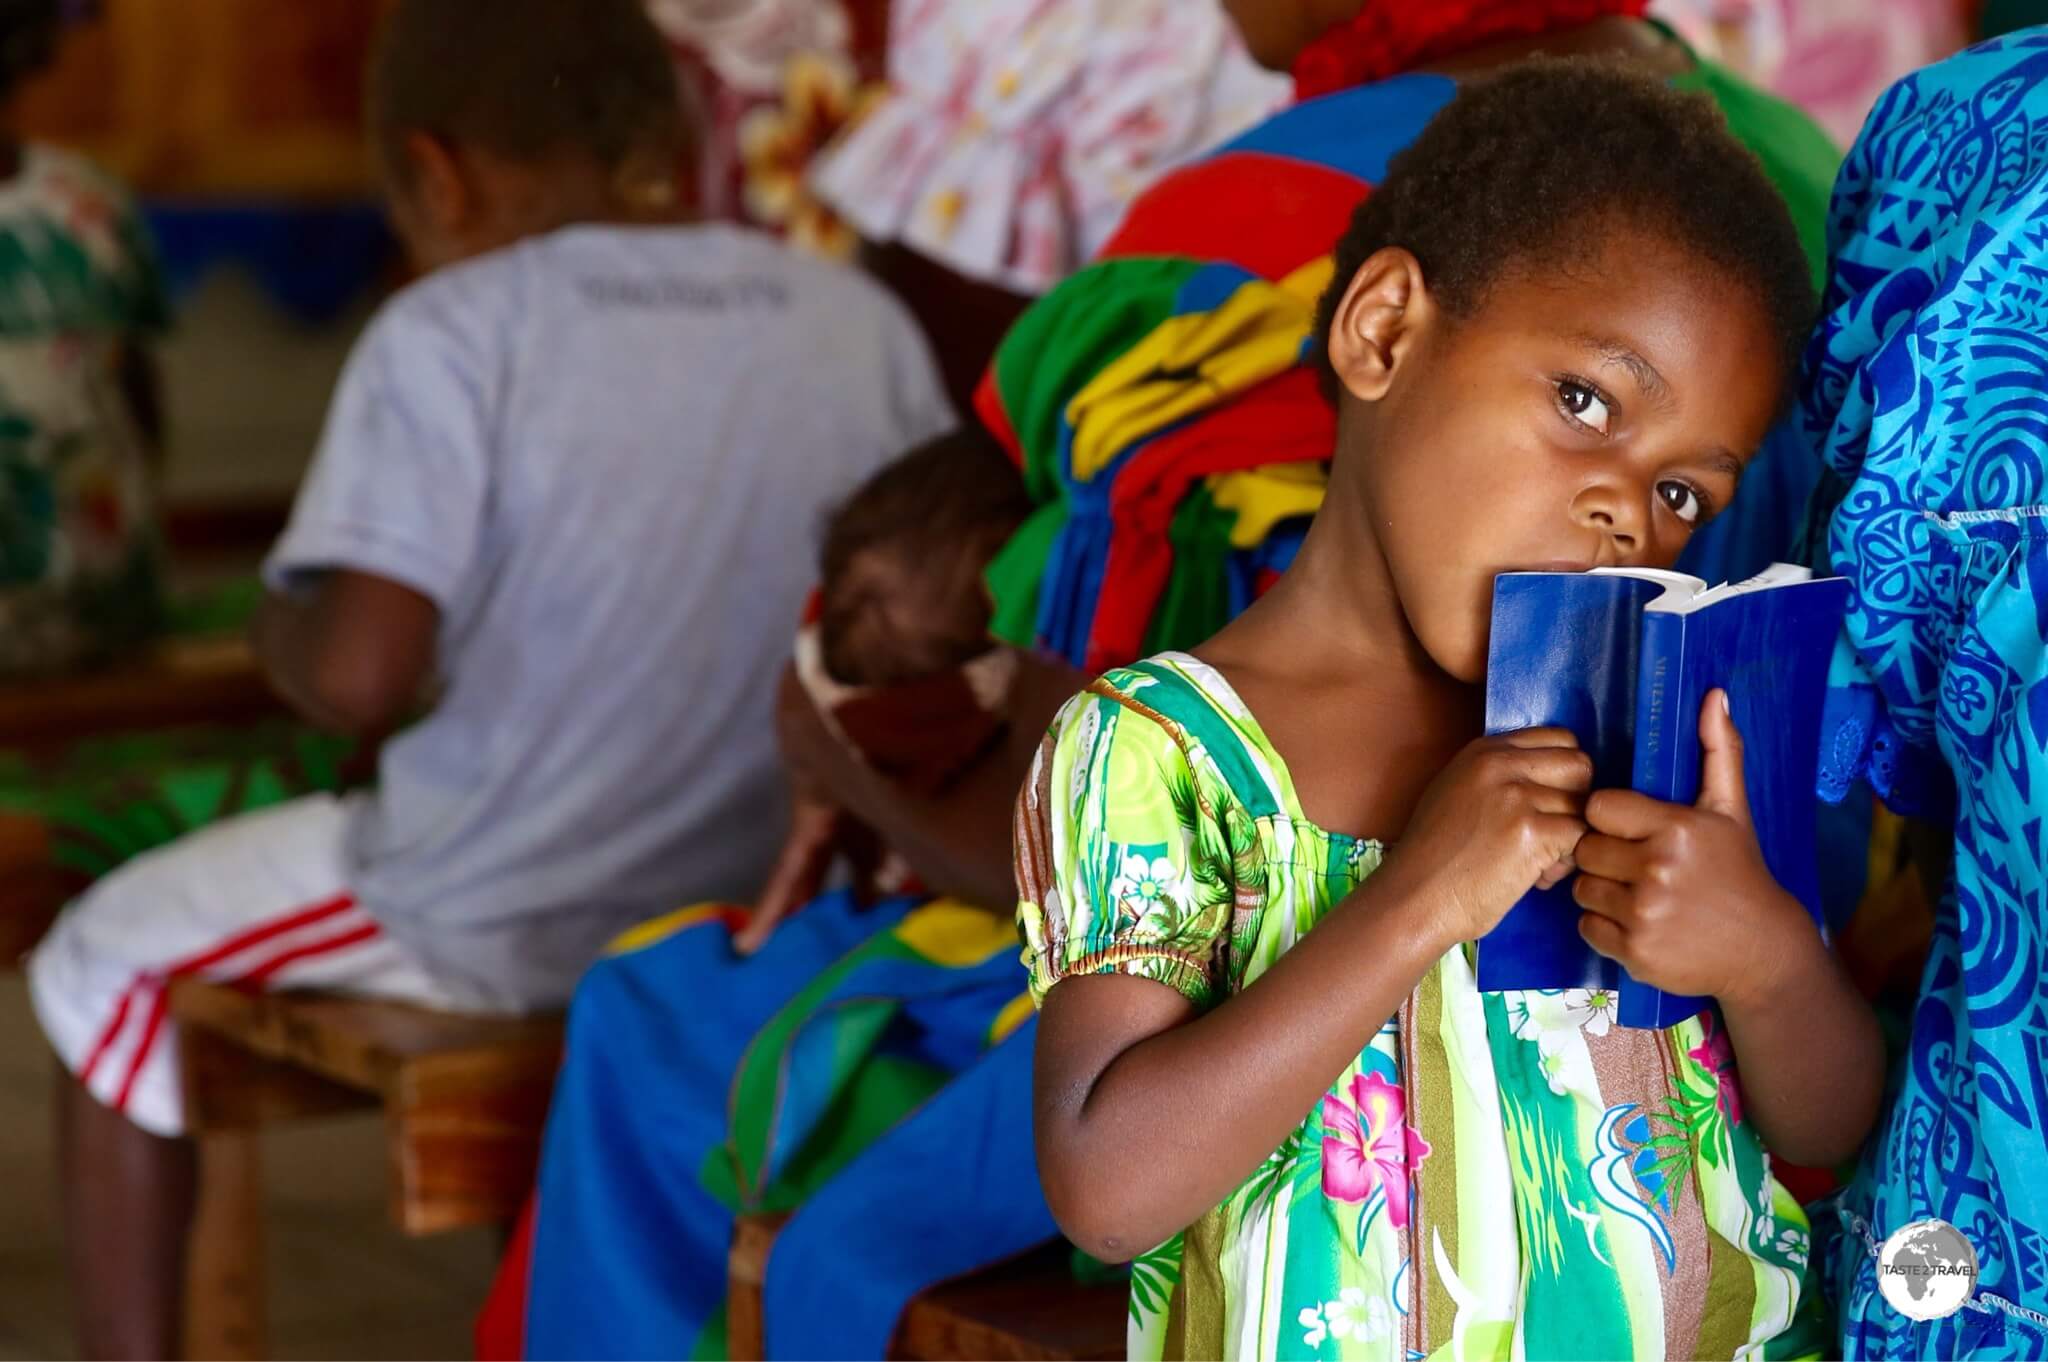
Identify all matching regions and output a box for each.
[728,1214,1125,1362]
[0,633,282,753]
[170,979,563,1360]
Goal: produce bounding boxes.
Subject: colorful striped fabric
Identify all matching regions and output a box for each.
[976,50,1842,676]
[524,892,1054,1360]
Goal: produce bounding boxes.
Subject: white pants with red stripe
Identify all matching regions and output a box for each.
[29,793,486,1137]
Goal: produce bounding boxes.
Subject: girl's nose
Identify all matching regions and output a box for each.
[1572,486,1643,562]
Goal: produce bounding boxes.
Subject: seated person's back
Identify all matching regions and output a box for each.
[279,218,949,1007]
[28,4,946,1354]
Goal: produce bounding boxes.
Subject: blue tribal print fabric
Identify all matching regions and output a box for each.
[1800,30,2048,1358]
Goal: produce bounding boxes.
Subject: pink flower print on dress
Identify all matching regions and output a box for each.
[1687,1012,1744,1126]
[1320,1072,1431,1229]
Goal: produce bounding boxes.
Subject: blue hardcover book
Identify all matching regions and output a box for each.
[1478,564,1850,1028]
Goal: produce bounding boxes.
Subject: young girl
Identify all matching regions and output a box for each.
[1018,61,1884,1360]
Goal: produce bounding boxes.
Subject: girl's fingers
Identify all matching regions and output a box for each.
[1572,833,1646,884]
[1530,812,1590,865]
[1579,909,1629,963]
[1520,780,1589,818]
[1504,745,1596,794]
[1695,689,1754,825]
[1583,788,1672,840]
[1572,870,1633,921]
[1500,726,1583,750]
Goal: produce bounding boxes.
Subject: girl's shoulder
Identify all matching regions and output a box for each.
[1053,652,1293,823]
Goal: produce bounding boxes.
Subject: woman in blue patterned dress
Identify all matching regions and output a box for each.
[1801,28,2048,1359]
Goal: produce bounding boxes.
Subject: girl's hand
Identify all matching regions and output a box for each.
[1379,727,1593,946]
[1571,690,1820,1006]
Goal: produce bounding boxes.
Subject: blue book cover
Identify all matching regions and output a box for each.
[1478,565,1850,1027]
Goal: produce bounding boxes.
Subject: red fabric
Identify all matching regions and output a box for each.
[475,1195,537,1361]
[1291,0,1651,97]
[973,367,1023,468]
[1083,366,1334,673]
[1097,152,1368,282]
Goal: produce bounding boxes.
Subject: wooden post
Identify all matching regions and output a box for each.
[182,1129,267,1362]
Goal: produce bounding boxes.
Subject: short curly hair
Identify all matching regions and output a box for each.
[369,0,685,186]
[1312,58,1816,403]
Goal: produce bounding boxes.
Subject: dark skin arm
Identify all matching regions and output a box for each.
[768,652,1086,913]
[1574,692,1884,1166]
[251,569,438,738]
[1036,730,1595,1260]
[858,238,1033,416]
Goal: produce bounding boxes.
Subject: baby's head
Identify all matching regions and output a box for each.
[817,425,1030,689]
[368,0,687,273]
[1310,58,1815,683]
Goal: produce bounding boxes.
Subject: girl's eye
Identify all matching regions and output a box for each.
[1658,480,1705,526]
[1557,379,1612,435]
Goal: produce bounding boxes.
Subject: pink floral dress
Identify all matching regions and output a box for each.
[1016,654,1828,1360]
[808,0,1288,293]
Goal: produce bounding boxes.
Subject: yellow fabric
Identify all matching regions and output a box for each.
[892,897,1019,967]
[606,901,730,956]
[1209,461,1328,547]
[986,991,1036,1045]
[1065,256,1336,482]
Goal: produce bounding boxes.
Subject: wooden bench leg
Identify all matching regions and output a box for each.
[183,1130,267,1362]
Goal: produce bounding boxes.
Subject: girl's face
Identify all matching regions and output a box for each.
[1327,226,1788,684]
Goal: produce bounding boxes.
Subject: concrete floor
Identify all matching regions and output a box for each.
[0,950,499,1359]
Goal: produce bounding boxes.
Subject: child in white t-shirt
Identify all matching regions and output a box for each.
[28,1,950,1353]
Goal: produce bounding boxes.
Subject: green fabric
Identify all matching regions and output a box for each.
[1140,487,1237,660]
[0,723,355,880]
[985,503,1065,650]
[0,576,355,883]
[1670,40,1842,294]
[1017,653,1828,1360]
[719,930,932,1204]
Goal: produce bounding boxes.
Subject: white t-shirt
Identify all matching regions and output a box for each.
[266,223,952,1009]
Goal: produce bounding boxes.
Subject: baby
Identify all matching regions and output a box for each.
[738,425,1031,950]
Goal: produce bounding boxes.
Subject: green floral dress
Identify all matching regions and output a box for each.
[1015,653,1826,1361]
[0,145,167,678]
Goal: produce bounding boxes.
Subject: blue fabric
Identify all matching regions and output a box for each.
[1214,74,1457,182]
[1674,417,1823,585]
[526,893,912,1360]
[763,1024,1057,1360]
[142,201,395,326]
[1799,31,2048,1358]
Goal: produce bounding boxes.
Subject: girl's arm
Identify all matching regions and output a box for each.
[1715,935,1882,1166]
[1035,731,1593,1261]
[1573,693,1883,1166]
[1036,870,1450,1262]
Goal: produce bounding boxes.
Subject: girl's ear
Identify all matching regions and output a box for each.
[1325,247,1436,404]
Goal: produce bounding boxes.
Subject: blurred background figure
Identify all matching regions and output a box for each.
[0,0,165,680]
[1650,0,1969,143]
